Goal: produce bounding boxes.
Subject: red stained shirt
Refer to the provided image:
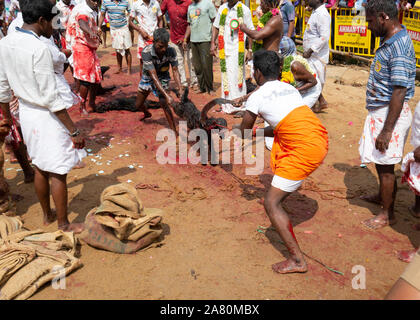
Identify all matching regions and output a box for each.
[161,0,192,43]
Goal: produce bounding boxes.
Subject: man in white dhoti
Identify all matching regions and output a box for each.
[302,0,330,113]
[210,0,254,114]
[0,0,86,233]
[358,0,416,230]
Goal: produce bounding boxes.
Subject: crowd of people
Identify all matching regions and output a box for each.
[0,0,419,299]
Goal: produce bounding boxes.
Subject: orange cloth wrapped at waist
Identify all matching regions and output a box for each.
[270,105,329,181]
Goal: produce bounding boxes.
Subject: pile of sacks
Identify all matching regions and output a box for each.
[0,215,81,300]
[80,183,164,254]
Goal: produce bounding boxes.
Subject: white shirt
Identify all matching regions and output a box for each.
[40,36,67,75]
[213,2,254,55]
[56,0,77,30]
[0,29,65,112]
[303,4,330,64]
[131,0,162,36]
[246,80,304,128]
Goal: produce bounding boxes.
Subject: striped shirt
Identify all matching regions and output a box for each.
[101,0,131,29]
[141,44,178,80]
[366,26,416,110]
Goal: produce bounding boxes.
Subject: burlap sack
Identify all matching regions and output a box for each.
[0,215,23,240]
[80,209,163,254]
[93,183,164,241]
[0,243,36,287]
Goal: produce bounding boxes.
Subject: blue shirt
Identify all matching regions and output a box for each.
[366,26,416,110]
[281,0,295,37]
[101,0,131,29]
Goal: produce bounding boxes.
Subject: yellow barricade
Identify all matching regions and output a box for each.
[402,9,420,67]
[333,8,375,57]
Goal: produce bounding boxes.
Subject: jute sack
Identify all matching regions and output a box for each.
[0,215,23,241]
[94,183,163,241]
[80,209,163,254]
[80,183,164,253]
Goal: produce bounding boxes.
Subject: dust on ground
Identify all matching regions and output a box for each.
[5,47,420,300]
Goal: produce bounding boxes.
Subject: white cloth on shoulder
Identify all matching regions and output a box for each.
[110,25,132,56]
[359,102,412,165]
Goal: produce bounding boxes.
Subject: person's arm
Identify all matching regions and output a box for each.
[172,65,182,95]
[240,15,280,40]
[236,110,257,137]
[303,13,330,58]
[78,18,100,43]
[183,25,191,50]
[287,20,295,38]
[97,11,106,34]
[0,62,12,126]
[54,109,85,149]
[158,14,163,28]
[210,26,219,57]
[129,16,150,40]
[375,86,407,153]
[34,47,84,148]
[148,68,174,105]
[291,61,317,92]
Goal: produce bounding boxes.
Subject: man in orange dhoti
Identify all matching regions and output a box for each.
[237,50,329,274]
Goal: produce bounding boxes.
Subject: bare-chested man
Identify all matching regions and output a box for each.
[239,0,283,52]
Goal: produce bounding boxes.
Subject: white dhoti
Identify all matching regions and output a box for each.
[110,26,132,56]
[19,101,87,175]
[308,57,327,87]
[301,79,322,109]
[221,51,247,114]
[402,152,420,195]
[359,103,412,165]
[264,121,274,151]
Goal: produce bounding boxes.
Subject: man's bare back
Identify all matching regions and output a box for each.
[240,13,283,53]
[262,15,283,51]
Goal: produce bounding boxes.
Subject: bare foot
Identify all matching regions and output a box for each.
[312,103,328,113]
[44,209,57,226]
[74,161,86,169]
[360,194,382,205]
[115,69,123,74]
[362,215,396,230]
[127,69,133,75]
[58,222,85,234]
[409,206,420,218]
[272,259,308,274]
[140,110,152,121]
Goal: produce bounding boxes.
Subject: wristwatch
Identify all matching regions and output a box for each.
[69,129,81,137]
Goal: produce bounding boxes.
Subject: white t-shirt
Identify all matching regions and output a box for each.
[246,80,304,128]
[131,0,162,36]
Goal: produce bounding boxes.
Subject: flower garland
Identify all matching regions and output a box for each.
[281,55,317,87]
[218,2,245,96]
[252,8,280,53]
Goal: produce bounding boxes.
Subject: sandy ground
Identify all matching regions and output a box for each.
[4,45,420,300]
